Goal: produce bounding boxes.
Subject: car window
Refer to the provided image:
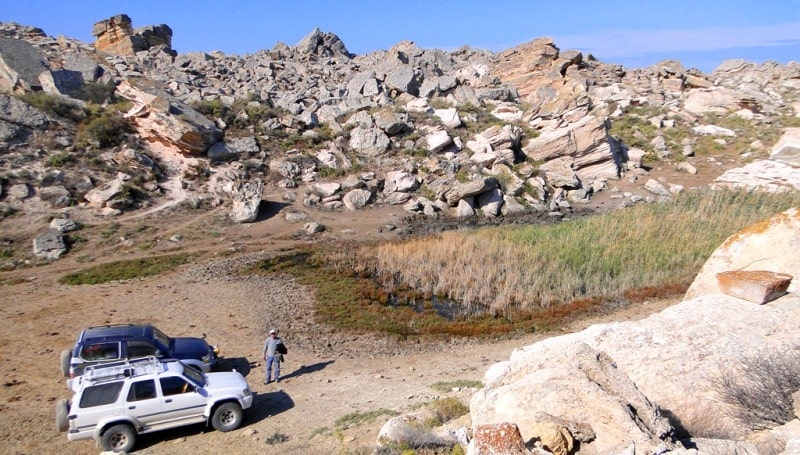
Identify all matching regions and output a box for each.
[182,364,207,387]
[151,327,171,349]
[127,341,158,358]
[79,382,124,408]
[127,379,157,402]
[160,376,195,396]
[80,342,120,361]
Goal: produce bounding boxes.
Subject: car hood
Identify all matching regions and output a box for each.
[171,337,211,358]
[205,371,249,391]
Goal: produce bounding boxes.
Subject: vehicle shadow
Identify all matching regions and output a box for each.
[129,390,291,451]
[279,360,335,381]
[216,356,251,376]
[245,389,294,423]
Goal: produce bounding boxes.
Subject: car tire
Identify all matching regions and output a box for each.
[55,398,69,432]
[60,350,71,377]
[211,402,243,432]
[100,423,136,453]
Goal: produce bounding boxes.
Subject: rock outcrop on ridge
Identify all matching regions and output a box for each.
[0,13,798,262]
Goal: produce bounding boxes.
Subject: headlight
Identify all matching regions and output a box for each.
[201,354,211,363]
[243,388,252,398]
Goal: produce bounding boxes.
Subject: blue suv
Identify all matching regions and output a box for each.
[61,324,219,385]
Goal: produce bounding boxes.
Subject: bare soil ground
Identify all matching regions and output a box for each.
[0,190,680,454]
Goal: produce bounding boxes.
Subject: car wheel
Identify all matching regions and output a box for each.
[211,402,243,432]
[60,350,71,377]
[55,398,69,432]
[100,423,136,453]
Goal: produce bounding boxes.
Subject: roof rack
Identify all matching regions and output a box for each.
[87,323,137,330]
[76,356,164,388]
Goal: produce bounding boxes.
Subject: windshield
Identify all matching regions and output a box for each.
[182,364,207,387]
[151,326,171,349]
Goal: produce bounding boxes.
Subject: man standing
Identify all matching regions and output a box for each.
[261,328,285,384]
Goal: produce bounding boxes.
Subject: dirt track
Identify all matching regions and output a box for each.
[0,200,675,454]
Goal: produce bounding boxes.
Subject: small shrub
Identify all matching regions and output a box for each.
[424,397,469,428]
[264,432,289,444]
[74,81,117,104]
[191,99,229,121]
[77,109,131,148]
[18,92,84,122]
[712,343,800,430]
[45,152,76,168]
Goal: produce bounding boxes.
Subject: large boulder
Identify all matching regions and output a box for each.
[523,115,621,182]
[770,128,800,167]
[0,36,56,93]
[229,179,263,223]
[294,28,350,58]
[445,177,499,206]
[687,207,800,298]
[682,87,742,115]
[117,80,223,154]
[711,160,800,193]
[92,14,173,56]
[471,341,674,454]
[33,228,66,260]
[348,126,390,156]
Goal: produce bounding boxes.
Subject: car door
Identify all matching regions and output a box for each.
[156,374,207,426]
[123,379,162,430]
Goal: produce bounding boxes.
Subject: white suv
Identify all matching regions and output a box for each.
[55,357,253,453]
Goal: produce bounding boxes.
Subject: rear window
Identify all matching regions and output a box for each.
[80,342,120,361]
[79,382,124,408]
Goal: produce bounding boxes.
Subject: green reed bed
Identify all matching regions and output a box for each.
[370,189,800,315]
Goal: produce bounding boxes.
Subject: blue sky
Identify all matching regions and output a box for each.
[2,1,799,73]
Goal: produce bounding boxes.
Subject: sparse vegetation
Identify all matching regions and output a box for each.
[608,106,661,153]
[58,253,193,284]
[44,152,76,168]
[334,408,398,430]
[76,106,132,148]
[423,397,469,428]
[191,95,287,131]
[430,380,482,393]
[712,343,800,431]
[17,91,84,122]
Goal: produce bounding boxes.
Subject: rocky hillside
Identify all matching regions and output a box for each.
[1,14,799,263]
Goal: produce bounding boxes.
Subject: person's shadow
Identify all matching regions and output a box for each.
[279,360,335,381]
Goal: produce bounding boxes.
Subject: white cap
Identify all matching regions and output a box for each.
[269,329,276,334]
